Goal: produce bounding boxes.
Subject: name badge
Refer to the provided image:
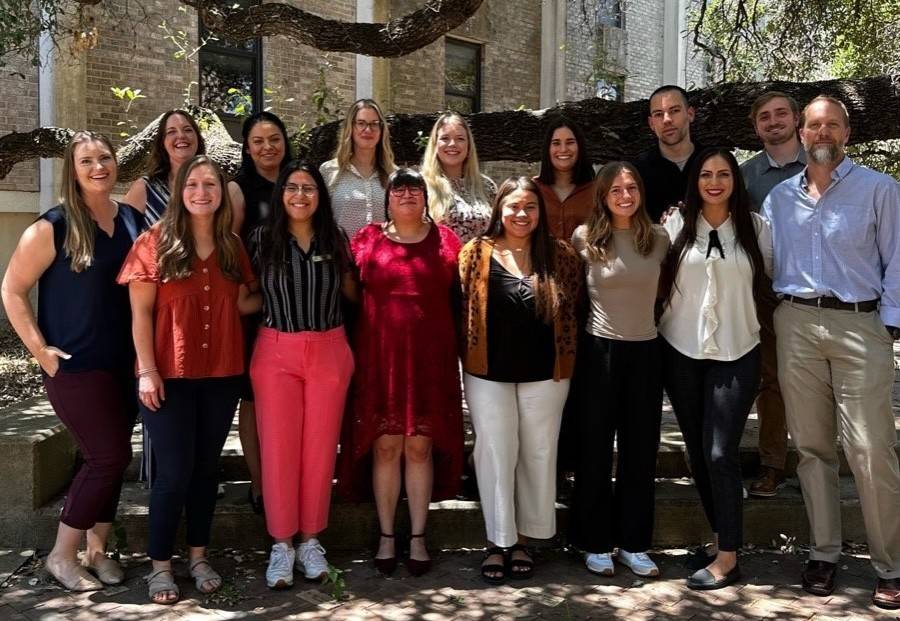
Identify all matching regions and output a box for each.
[311,254,333,263]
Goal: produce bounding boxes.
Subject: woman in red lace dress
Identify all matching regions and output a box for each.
[344,168,462,577]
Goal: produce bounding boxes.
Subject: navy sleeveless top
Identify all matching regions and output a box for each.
[37,203,145,372]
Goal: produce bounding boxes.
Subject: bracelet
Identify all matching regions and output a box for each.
[137,367,158,376]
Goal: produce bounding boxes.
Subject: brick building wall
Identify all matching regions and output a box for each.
[0,57,39,193]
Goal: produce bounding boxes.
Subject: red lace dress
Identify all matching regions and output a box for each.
[340,223,463,501]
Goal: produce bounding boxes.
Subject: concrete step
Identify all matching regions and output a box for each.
[12,477,867,552]
[124,407,900,483]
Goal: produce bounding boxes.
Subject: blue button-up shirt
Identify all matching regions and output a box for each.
[762,157,900,327]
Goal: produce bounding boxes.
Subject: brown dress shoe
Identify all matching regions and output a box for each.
[801,560,836,596]
[749,466,785,498]
[873,578,900,610]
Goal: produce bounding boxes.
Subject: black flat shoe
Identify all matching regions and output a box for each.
[687,565,741,591]
[373,533,397,575]
[480,547,507,584]
[684,546,717,571]
[247,487,264,515]
[405,533,432,577]
[507,543,534,580]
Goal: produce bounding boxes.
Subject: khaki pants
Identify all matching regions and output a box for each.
[775,301,900,578]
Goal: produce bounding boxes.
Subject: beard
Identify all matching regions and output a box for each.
[807,143,842,165]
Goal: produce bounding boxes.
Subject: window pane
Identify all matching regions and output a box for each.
[446,95,475,115]
[596,0,622,27]
[200,51,255,116]
[445,42,477,98]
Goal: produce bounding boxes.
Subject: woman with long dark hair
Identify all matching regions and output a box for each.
[659,147,772,590]
[320,99,397,236]
[118,155,260,604]
[569,162,669,578]
[124,109,207,226]
[459,176,582,583]
[229,111,294,515]
[2,131,143,591]
[342,168,462,577]
[533,115,596,240]
[248,161,356,589]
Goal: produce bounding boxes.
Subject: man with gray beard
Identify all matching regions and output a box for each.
[762,95,900,609]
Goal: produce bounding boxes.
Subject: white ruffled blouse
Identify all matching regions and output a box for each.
[659,210,773,361]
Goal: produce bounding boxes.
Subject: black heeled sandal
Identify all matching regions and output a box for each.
[373,533,397,575]
[406,533,432,577]
[480,547,507,584]
[507,543,534,580]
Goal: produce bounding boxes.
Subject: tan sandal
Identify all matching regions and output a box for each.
[45,556,103,592]
[145,568,179,605]
[83,555,125,585]
[189,557,222,594]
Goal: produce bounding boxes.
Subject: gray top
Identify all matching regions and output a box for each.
[740,147,806,212]
[572,225,669,342]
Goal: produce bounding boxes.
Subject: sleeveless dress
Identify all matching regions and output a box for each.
[340,224,464,501]
[141,175,170,227]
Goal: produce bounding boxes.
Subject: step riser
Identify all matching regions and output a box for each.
[124,449,878,484]
[9,500,865,553]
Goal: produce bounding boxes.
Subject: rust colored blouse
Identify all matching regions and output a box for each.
[533,178,597,241]
[117,226,255,379]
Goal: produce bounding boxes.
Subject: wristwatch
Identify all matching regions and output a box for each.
[887,325,900,340]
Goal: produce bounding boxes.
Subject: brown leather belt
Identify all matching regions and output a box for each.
[786,295,878,312]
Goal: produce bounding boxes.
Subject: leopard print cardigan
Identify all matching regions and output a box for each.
[459,236,583,381]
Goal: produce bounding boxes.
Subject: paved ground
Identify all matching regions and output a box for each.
[1,545,898,620]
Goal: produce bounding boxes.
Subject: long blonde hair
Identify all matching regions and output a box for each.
[59,131,117,273]
[332,98,397,187]
[420,112,490,223]
[156,156,242,282]
[583,162,655,262]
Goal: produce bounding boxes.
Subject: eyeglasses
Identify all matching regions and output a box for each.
[389,186,424,196]
[284,184,318,197]
[353,120,382,132]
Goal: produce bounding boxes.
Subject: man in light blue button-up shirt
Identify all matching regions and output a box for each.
[762,95,900,609]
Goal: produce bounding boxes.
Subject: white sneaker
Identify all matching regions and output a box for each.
[616,549,660,577]
[585,552,615,576]
[266,542,295,589]
[296,538,329,581]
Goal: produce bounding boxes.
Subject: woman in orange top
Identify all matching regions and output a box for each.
[532,115,596,240]
[118,155,260,605]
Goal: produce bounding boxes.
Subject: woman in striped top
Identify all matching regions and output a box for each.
[247,161,357,589]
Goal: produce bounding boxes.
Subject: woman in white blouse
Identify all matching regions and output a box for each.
[659,147,772,591]
[320,99,397,237]
[420,112,496,243]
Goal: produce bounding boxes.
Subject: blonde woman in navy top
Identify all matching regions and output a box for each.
[2,131,143,591]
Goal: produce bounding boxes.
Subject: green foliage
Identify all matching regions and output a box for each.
[323,563,347,601]
[691,0,900,174]
[110,86,147,138]
[292,57,344,156]
[159,6,216,107]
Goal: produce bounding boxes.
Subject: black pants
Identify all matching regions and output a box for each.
[662,340,760,552]
[141,376,241,561]
[570,335,663,553]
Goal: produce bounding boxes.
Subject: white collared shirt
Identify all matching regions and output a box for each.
[659,210,773,361]
[320,159,386,237]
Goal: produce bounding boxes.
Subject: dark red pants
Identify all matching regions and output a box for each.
[43,369,136,530]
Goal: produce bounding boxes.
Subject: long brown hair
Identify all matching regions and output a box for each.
[663,148,766,310]
[156,155,242,282]
[583,161,655,262]
[59,131,117,273]
[148,110,206,181]
[332,99,397,187]
[483,176,563,323]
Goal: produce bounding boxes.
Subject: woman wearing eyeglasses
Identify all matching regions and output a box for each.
[248,161,357,589]
[659,148,772,590]
[342,168,463,577]
[320,99,398,237]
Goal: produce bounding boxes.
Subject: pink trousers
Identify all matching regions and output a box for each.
[250,326,354,539]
